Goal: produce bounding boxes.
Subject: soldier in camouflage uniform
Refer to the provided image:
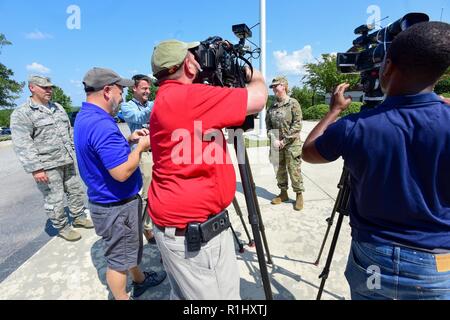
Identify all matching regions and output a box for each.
[10,76,94,241]
[266,76,305,211]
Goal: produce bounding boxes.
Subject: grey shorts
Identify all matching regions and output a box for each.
[89,196,143,272]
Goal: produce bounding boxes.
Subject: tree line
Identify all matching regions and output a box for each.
[1,32,450,127]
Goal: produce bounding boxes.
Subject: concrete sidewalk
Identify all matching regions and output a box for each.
[0,122,352,300]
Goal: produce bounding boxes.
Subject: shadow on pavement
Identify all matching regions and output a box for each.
[90,238,171,300]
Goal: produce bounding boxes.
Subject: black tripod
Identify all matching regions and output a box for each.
[315,167,352,300]
[231,197,255,252]
[232,131,274,300]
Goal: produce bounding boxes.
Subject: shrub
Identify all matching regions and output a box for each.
[303,102,363,120]
[303,104,329,120]
[435,78,450,95]
[341,102,363,117]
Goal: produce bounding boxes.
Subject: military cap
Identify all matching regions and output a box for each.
[151,39,200,79]
[83,67,134,92]
[269,76,289,88]
[28,75,55,87]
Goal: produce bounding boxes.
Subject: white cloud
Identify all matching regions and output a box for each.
[273,45,315,76]
[26,62,51,74]
[25,30,53,40]
[70,80,83,88]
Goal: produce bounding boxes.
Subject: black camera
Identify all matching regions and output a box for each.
[192,23,260,89]
[337,13,429,102]
[191,24,261,129]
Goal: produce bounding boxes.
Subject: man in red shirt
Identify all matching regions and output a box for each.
[148,39,268,300]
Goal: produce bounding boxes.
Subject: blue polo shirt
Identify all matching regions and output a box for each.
[74,102,142,204]
[316,93,450,251]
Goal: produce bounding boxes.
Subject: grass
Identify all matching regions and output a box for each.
[0,135,11,142]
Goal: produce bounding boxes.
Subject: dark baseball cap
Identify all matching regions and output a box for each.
[83,67,134,92]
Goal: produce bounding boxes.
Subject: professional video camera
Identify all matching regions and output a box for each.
[336,13,429,103]
[191,24,261,130]
[192,24,261,89]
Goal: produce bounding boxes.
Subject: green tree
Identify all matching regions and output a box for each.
[266,95,275,109]
[291,86,315,111]
[52,86,73,113]
[0,109,13,127]
[0,34,24,108]
[303,54,360,97]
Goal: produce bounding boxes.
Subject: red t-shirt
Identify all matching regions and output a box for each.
[148,80,248,229]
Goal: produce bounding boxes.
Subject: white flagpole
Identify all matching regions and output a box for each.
[259,0,267,137]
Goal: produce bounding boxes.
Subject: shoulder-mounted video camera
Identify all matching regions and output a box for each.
[191,24,261,130]
[192,24,261,89]
[337,13,429,103]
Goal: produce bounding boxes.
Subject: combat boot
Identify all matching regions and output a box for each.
[73,216,94,229]
[58,226,82,242]
[294,193,304,211]
[271,190,289,205]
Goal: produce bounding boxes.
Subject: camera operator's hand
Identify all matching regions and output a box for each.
[330,83,353,113]
[243,66,253,83]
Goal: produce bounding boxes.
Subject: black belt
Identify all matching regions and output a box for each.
[156,211,230,252]
[155,225,187,237]
[90,195,140,208]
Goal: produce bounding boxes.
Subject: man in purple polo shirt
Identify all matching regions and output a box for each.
[303,22,450,300]
[74,68,166,300]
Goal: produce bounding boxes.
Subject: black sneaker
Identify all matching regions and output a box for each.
[131,271,167,298]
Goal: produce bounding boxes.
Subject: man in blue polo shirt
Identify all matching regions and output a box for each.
[74,67,166,300]
[303,22,450,300]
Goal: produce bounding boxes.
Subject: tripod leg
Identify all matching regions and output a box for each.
[317,211,345,300]
[314,169,349,266]
[244,151,273,265]
[142,200,148,222]
[232,197,255,247]
[316,169,351,300]
[230,224,245,254]
[234,134,273,300]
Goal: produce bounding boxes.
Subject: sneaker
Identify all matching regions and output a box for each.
[132,271,167,298]
[73,217,94,229]
[58,226,82,242]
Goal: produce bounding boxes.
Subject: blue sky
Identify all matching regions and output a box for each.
[1,0,449,106]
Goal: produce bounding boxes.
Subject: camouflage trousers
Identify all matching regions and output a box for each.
[270,145,305,193]
[139,151,154,231]
[36,164,86,230]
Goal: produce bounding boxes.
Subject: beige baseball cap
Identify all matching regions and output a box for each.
[28,75,54,87]
[151,39,200,79]
[83,67,134,92]
[269,76,289,88]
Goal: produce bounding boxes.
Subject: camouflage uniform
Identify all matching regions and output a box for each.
[11,98,86,230]
[266,96,305,194]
